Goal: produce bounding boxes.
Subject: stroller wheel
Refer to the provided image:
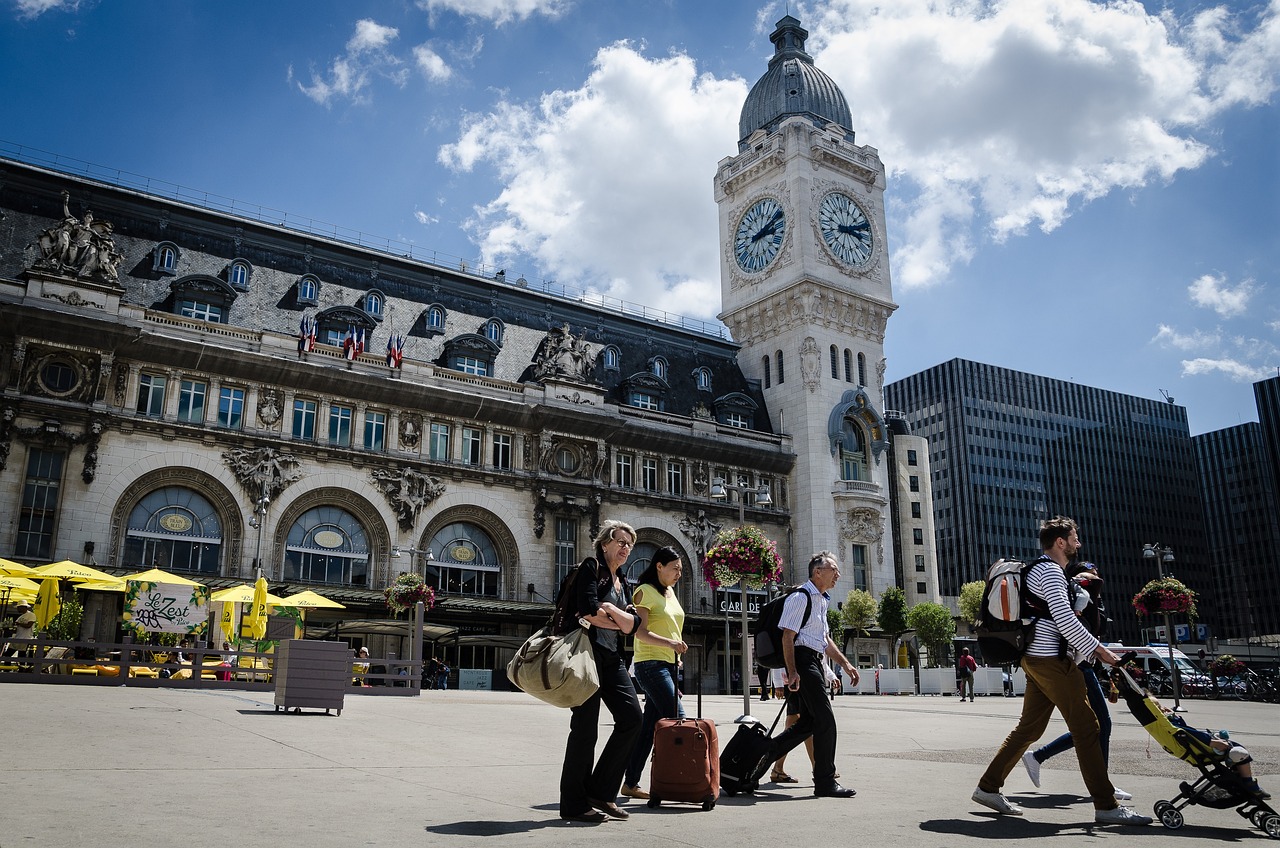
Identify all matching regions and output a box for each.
[1155,801,1184,830]
[1262,813,1280,839]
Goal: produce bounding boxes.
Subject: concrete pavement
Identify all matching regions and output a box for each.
[0,683,1274,847]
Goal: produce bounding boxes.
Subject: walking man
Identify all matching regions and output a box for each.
[972,517,1151,825]
[768,551,860,798]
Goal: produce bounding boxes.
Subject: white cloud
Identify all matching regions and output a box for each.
[413,45,453,83]
[414,209,439,225]
[438,43,746,319]
[13,0,78,17]
[415,0,571,26]
[1152,324,1221,352]
[1180,357,1272,381]
[294,19,404,106]
[1188,272,1257,317]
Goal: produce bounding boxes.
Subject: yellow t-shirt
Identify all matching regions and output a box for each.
[632,583,685,664]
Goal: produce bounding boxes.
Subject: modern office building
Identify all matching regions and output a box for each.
[0,16,937,684]
[885,358,1215,645]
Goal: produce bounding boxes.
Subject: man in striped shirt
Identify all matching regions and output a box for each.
[972,517,1151,826]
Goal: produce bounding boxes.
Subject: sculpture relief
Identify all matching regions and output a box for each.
[532,323,595,383]
[399,414,421,449]
[800,337,820,393]
[257,389,282,428]
[222,446,302,502]
[678,509,723,560]
[30,191,124,284]
[371,466,445,531]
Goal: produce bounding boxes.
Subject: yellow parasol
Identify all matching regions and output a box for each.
[74,579,127,593]
[278,589,346,610]
[245,575,269,640]
[0,558,39,577]
[34,577,61,630]
[210,584,286,605]
[121,567,206,586]
[219,601,235,643]
[0,575,40,593]
[37,560,117,582]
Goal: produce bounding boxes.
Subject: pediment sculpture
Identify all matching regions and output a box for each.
[30,191,124,284]
[532,323,595,383]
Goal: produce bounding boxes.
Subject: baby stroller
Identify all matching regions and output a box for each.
[1110,652,1278,837]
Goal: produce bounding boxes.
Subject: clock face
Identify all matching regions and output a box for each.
[734,197,786,273]
[818,191,875,267]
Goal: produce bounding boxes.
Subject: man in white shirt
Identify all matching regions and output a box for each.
[972,517,1151,826]
[767,552,860,798]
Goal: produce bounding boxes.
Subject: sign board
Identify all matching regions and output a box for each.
[715,588,768,616]
[124,581,211,637]
[458,669,492,690]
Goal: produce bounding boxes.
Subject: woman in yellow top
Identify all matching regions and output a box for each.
[621,547,688,799]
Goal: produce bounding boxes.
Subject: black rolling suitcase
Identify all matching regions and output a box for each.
[719,701,786,795]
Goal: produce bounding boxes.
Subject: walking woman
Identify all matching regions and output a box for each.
[559,520,644,823]
[620,546,689,799]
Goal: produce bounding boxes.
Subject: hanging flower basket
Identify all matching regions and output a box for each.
[1210,654,1245,677]
[384,572,436,615]
[700,524,784,590]
[1131,576,1197,618]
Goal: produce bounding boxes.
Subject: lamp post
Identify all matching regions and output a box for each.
[710,475,772,723]
[391,546,435,578]
[246,483,270,580]
[1142,543,1183,711]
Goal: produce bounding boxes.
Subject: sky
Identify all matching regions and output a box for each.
[2,0,1277,435]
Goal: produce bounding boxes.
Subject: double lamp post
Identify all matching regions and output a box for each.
[1142,542,1183,711]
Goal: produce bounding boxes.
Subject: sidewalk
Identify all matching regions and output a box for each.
[0,684,1274,847]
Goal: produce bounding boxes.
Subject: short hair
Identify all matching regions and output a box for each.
[1039,516,1077,550]
[808,551,837,576]
[592,519,637,560]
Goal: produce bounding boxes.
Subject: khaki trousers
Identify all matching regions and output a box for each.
[978,655,1117,810]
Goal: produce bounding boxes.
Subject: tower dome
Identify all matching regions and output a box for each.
[738,16,853,150]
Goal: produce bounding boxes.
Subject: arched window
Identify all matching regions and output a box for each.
[425,522,501,597]
[650,357,668,381]
[625,540,660,582]
[844,349,853,383]
[153,242,179,275]
[427,305,446,330]
[830,345,839,379]
[858,352,867,387]
[484,318,504,345]
[694,367,712,392]
[602,346,620,370]
[298,275,319,304]
[364,291,384,318]
[228,260,251,290]
[283,505,371,586]
[762,355,771,389]
[839,419,869,482]
[775,350,785,384]
[123,487,223,574]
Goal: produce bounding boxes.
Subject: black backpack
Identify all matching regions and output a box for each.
[974,558,1050,666]
[752,587,813,669]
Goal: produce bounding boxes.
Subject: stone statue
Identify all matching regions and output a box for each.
[31,191,124,284]
[222,446,302,502]
[678,509,722,559]
[532,323,594,383]
[372,466,445,531]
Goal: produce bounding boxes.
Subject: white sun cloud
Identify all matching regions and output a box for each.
[439,43,746,319]
[12,0,78,17]
[1188,273,1257,317]
[1180,357,1273,381]
[1152,324,1222,352]
[294,19,405,106]
[414,0,571,26]
[413,45,453,82]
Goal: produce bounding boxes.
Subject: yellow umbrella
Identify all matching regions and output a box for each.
[121,567,205,586]
[74,579,127,593]
[219,601,235,643]
[246,576,269,640]
[37,560,116,582]
[210,584,286,605]
[0,558,39,577]
[34,577,61,630]
[0,575,40,593]
[278,589,346,609]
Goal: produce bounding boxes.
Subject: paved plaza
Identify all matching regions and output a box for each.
[0,683,1275,847]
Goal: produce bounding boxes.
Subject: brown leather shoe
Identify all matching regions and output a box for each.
[560,810,608,823]
[620,784,650,799]
[589,798,630,820]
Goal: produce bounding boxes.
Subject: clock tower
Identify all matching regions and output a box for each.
[715,16,899,599]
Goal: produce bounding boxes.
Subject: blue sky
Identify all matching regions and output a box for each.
[2,0,1277,435]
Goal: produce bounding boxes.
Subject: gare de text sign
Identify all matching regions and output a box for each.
[715,589,766,617]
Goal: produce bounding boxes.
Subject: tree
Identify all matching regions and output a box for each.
[841,589,877,664]
[958,580,986,626]
[907,602,957,667]
[877,586,909,668]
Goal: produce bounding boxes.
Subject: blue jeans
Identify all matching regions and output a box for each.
[624,660,684,788]
[1033,663,1111,765]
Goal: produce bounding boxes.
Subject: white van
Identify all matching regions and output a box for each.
[1105,644,1209,693]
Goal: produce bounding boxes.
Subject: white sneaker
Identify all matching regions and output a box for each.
[1095,806,1152,826]
[1113,787,1132,801]
[972,787,1024,816]
[1021,751,1041,788]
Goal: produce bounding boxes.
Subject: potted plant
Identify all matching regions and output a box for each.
[1210,654,1245,677]
[384,572,436,616]
[1131,576,1197,618]
[700,524,784,590]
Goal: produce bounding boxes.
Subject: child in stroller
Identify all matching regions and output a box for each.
[1110,652,1277,837]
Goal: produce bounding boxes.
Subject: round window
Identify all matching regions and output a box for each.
[555,445,580,474]
[39,361,78,396]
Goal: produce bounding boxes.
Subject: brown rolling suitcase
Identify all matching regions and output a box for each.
[646,649,719,810]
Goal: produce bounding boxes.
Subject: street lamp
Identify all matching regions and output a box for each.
[246,483,270,580]
[391,546,435,578]
[1142,543,1183,711]
[710,475,772,723]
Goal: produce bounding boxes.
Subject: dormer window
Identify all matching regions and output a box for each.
[601,346,620,371]
[153,242,179,275]
[228,259,252,291]
[440,334,499,377]
[694,367,712,392]
[649,356,668,381]
[170,275,237,324]
[427,305,446,330]
[298,275,319,304]
[621,371,669,412]
[364,290,384,319]
[712,392,759,430]
[483,318,504,345]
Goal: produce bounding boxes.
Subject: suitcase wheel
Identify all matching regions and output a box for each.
[647,798,660,809]
[702,797,715,811]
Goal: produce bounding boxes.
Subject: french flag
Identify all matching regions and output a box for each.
[355,327,366,356]
[343,325,356,360]
[386,333,404,368]
[297,316,316,354]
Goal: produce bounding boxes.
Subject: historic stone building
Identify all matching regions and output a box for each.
[0,16,938,683]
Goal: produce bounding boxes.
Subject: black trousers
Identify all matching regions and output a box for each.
[559,641,642,816]
[768,646,839,788]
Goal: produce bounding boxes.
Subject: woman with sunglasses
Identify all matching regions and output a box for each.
[559,520,644,823]
[620,546,689,799]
